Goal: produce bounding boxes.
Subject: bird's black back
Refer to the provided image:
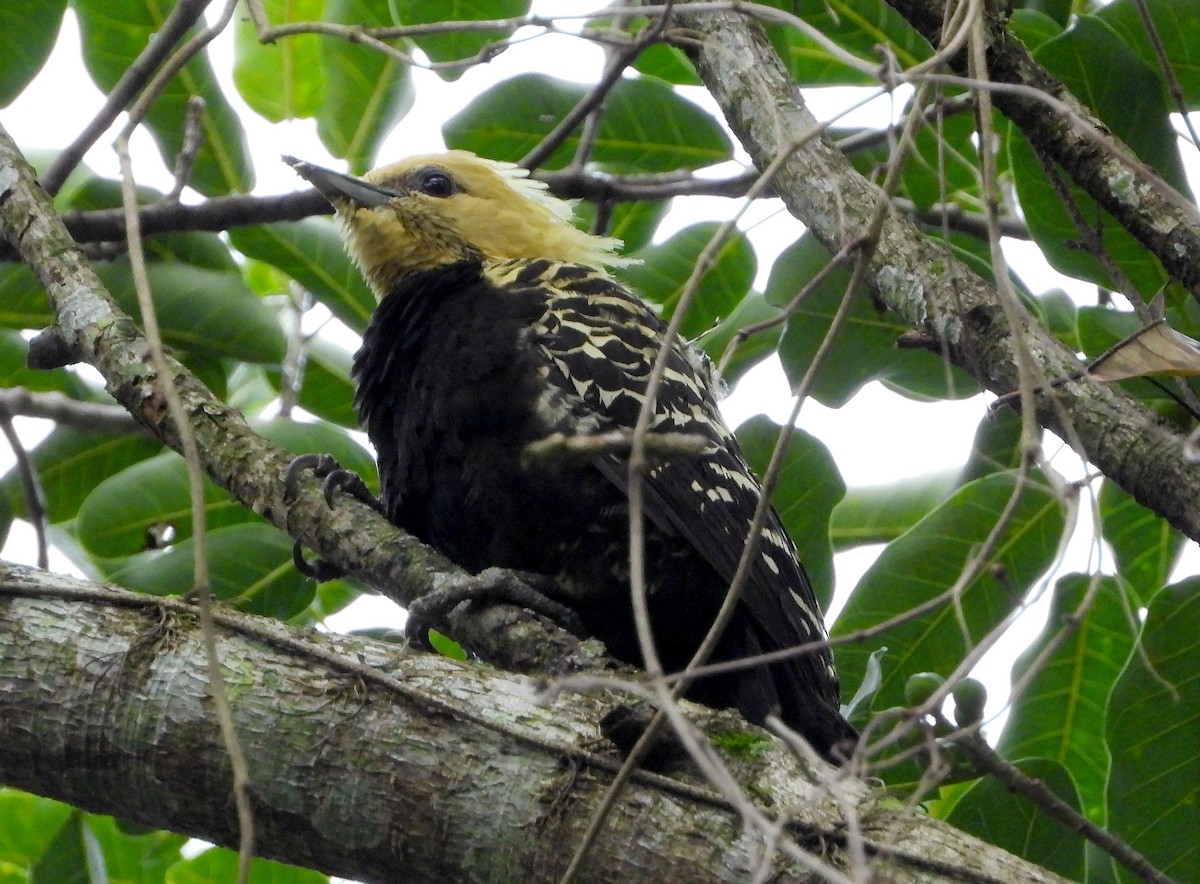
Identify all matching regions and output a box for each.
[353,257,856,759]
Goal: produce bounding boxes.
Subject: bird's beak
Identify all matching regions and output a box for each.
[283,156,397,209]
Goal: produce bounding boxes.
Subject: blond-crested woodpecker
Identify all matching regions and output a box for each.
[287,151,856,759]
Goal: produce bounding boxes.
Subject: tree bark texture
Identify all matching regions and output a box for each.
[0,562,1070,884]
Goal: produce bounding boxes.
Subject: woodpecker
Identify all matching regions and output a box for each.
[286,151,857,760]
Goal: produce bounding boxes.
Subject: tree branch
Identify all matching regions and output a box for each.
[883,0,1200,303]
[675,2,1200,542]
[0,561,1074,884]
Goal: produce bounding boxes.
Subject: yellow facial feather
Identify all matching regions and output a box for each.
[328,151,631,298]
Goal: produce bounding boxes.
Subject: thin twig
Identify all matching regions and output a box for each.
[0,409,49,568]
[0,388,140,435]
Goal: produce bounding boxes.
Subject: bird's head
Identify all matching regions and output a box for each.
[285,151,630,298]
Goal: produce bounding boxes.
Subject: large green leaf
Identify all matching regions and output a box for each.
[76,452,253,558]
[318,0,415,173]
[830,471,957,549]
[77,421,376,557]
[946,759,1086,880]
[763,0,930,86]
[444,73,732,172]
[619,223,756,338]
[391,0,528,79]
[735,416,845,609]
[230,221,375,333]
[292,337,359,428]
[0,0,66,107]
[1099,481,1183,603]
[831,471,1066,713]
[0,790,72,872]
[1107,579,1200,884]
[1099,0,1200,107]
[769,235,977,406]
[106,523,316,620]
[999,575,1135,821]
[73,0,253,195]
[234,0,324,122]
[93,261,285,364]
[0,428,161,524]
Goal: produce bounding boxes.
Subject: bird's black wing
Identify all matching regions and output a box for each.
[513,261,846,726]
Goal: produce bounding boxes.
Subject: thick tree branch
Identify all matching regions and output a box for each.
[675,3,1200,542]
[884,0,1200,303]
[0,125,600,679]
[0,562,1072,884]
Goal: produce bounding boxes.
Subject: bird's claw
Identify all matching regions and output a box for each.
[405,567,585,646]
[285,452,383,580]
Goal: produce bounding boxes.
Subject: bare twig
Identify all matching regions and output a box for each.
[0,387,141,435]
[0,409,48,569]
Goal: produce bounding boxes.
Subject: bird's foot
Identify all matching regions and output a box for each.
[284,452,384,581]
[406,567,586,646]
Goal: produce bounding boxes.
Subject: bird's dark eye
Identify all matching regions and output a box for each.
[413,168,457,198]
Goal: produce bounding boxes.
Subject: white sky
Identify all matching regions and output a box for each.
[3,1,1194,728]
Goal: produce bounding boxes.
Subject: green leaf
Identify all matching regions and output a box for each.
[318,0,415,173]
[1099,481,1183,603]
[619,223,756,337]
[769,235,977,406]
[77,452,252,558]
[999,575,1135,821]
[830,472,957,549]
[167,847,328,884]
[30,812,90,884]
[444,73,732,172]
[0,263,51,330]
[764,0,931,86]
[77,421,375,558]
[946,758,1086,880]
[735,417,845,609]
[293,337,359,427]
[230,221,375,333]
[74,0,253,195]
[234,0,324,122]
[0,428,162,524]
[0,789,72,870]
[1107,579,1200,884]
[391,0,528,79]
[695,290,784,385]
[108,523,316,619]
[92,261,285,364]
[1099,0,1200,107]
[76,815,185,884]
[1009,9,1066,50]
[957,408,1024,486]
[898,99,981,212]
[0,0,66,107]
[831,471,1066,714]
